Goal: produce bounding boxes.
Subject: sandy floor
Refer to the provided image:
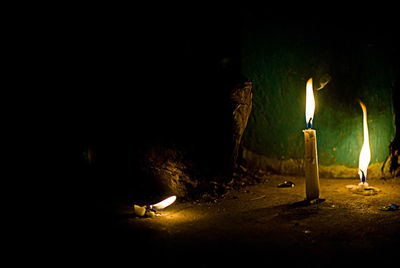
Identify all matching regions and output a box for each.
[87,176,400,267]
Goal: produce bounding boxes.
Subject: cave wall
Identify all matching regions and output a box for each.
[71,7,399,201]
[241,12,397,172]
[72,7,246,199]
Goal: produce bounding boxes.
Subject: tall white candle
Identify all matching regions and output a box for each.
[303,78,320,200]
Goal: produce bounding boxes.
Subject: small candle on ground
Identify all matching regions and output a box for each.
[133,196,177,217]
[303,78,320,200]
[346,100,380,195]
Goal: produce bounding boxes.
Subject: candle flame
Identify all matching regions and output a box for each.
[305,78,315,128]
[151,195,177,210]
[357,100,371,183]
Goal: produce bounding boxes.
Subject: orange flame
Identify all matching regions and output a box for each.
[305,78,315,128]
[358,100,371,183]
[150,196,177,210]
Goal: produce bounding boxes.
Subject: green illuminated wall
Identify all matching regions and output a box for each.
[241,18,395,168]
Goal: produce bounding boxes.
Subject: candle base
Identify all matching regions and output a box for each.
[303,129,320,200]
[345,184,380,196]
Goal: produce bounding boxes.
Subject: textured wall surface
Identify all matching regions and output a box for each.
[241,15,395,168]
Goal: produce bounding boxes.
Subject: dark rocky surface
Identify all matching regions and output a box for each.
[80,175,400,267]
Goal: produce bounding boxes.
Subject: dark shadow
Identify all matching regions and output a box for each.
[288,198,326,208]
[244,198,327,222]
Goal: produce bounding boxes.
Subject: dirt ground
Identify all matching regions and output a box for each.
[85,176,400,267]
